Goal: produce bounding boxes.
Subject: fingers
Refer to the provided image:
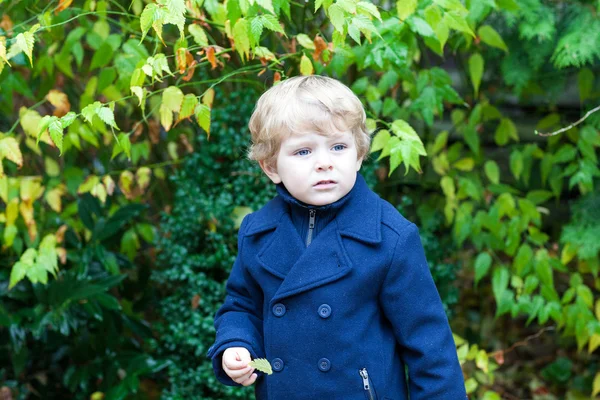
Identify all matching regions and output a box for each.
[239,372,258,387]
[223,348,251,370]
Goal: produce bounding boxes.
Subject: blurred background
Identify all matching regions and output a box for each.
[0,0,599,398]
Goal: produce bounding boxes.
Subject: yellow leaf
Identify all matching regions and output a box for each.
[78,175,100,194]
[6,198,19,224]
[91,182,107,203]
[0,36,10,67]
[45,157,60,177]
[248,358,273,375]
[561,242,578,265]
[136,167,152,192]
[103,175,115,196]
[0,176,8,203]
[0,137,23,167]
[159,103,173,131]
[45,187,63,212]
[589,333,600,354]
[19,200,37,241]
[20,177,44,202]
[594,372,600,397]
[119,171,135,199]
[202,88,215,109]
[475,350,489,372]
[46,89,71,117]
[300,54,313,75]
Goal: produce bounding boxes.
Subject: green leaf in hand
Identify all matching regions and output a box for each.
[248,358,273,375]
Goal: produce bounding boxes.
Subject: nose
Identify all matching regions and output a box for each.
[315,150,333,171]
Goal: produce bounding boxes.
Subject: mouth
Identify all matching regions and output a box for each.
[314,180,337,187]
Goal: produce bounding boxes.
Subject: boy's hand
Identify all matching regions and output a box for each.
[222,347,258,386]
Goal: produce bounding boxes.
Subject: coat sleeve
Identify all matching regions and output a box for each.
[379,223,467,399]
[206,214,265,386]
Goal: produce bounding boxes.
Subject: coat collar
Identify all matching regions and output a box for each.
[244,173,382,304]
[243,172,381,244]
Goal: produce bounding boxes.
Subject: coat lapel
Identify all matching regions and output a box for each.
[246,173,382,304]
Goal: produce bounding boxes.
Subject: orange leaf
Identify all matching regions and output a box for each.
[313,35,327,62]
[176,48,187,74]
[182,60,197,81]
[56,0,74,13]
[46,89,71,117]
[274,72,281,84]
[191,294,201,310]
[206,47,217,70]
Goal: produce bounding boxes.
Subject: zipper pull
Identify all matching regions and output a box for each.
[359,368,370,390]
[306,209,316,246]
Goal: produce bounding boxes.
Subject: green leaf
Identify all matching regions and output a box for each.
[248,358,273,375]
[443,11,475,37]
[140,3,165,43]
[474,252,492,285]
[256,0,276,14]
[509,150,523,180]
[116,133,132,160]
[371,129,390,153]
[189,24,209,47]
[408,16,434,37]
[513,244,533,277]
[9,248,37,289]
[431,130,448,155]
[424,5,448,50]
[495,0,519,11]
[535,252,553,287]
[468,53,484,97]
[48,119,64,155]
[296,34,316,49]
[195,104,211,136]
[300,54,313,75]
[162,86,184,113]
[7,29,36,66]
[90,42,114,70]
[484,160,500,184]
[495,118,518,146]
[233,18,251,61]
[578,68,594,103]
[260,15,285,34]
[60,112,77,129]
[179,94,198,120]
[434,0,468,14]
[397,0,417,20]
[477,25,508,52]
[357,2,381,21]
[82,101,102,124]
[97,106,119,130]
[328,4,345,33]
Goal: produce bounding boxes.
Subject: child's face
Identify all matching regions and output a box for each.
[260,130,362,206]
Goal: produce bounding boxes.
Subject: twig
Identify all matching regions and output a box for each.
[535,105,600,136]
[489,326,556,358]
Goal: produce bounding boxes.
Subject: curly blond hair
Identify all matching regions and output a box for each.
[247,75,371,166]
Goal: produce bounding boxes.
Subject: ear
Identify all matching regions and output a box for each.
[355,156,363,171]
[259,159,282,184]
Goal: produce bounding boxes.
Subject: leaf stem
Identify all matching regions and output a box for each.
[535,104,600,136]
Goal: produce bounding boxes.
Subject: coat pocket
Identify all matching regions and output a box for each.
[358,368,378,400]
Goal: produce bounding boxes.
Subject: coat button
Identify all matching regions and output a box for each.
[318,304,331,318]
[272,303,286,317]
[318,358,331,372]
[272,358,284,372]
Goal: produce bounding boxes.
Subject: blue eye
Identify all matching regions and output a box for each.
[332,144,347,151]
[295,149,310,156]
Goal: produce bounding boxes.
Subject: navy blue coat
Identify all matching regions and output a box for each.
[207,174,467,399]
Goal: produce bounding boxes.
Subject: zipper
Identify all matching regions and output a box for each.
[306,209,316,246]
[359,368,375,400]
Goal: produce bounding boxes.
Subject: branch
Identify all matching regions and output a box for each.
[489,326,556,363]
[535,105,600,137]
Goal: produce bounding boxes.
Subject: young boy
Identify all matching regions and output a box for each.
[207,75,467,399]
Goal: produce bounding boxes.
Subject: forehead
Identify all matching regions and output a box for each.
[279,131,352,148]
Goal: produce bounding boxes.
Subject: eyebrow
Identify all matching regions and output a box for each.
[285,135,349,148]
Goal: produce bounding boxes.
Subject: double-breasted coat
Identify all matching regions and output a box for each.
[207,174,467,399]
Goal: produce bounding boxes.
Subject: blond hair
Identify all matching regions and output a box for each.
[247,75,371,166]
